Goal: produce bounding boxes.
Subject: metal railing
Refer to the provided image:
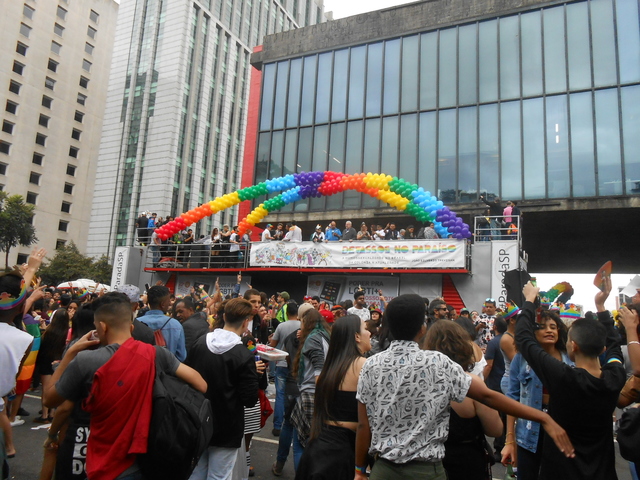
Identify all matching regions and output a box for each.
[145,242,251,269]
[473,215,521,244]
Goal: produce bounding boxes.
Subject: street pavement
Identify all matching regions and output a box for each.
[6,386,633,480]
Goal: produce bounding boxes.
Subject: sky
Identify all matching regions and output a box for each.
[322,0,417,19]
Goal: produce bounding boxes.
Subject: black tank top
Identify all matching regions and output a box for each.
[327,390,358,423]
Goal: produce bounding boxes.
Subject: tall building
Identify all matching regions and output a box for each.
[0,0,119,265]
[87,0,328,258]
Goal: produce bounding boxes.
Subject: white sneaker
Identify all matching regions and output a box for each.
[10,416,25,427]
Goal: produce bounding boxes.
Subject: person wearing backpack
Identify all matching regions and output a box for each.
[43,295,206,480]
[139,286,187,361]
[186,298,260,480]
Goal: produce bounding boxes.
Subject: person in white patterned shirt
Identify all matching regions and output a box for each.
[354,294,575,480]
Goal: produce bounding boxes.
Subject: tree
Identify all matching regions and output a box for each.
[38,242,112,287]
[0,192,37,269]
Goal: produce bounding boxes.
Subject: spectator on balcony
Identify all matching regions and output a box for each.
[480,195,503,239]
[476,210,491,242]
[324,221,342,242]
[136,212,149,245]
[510,201,521,227]
[384,223,400,240]
[357,223,372,241]
[273,223,285,241]
[229,226,241,266]
[503,201,513,226]
[404,225,417,240]
[147,212,158,229]
[418,222,439,239]
[341,221,357,242]
[311,225,325,243]
[262,224,274,241]
[284,222,303,242]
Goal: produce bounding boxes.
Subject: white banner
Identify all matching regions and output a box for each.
[111,247,130,290]
[250,240,466,269]
[306,276,400,308]
[490,241,519,307]
[175,274,252,298]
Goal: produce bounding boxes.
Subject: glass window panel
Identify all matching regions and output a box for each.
[439,29,457,108]
[458,25,477,106]
[327,124,346,209]
[273,61,289,130]
[260,63,276,130]
[311,125,328,209]
[500,101,522,199]
[381,117,399,177]
[569,92,596,197]
[420,32,438,110]
[616,0,640,83]
[383,39,401,115]
[331,50,349,122]
[255,133,271,183]
[366,43,383,116]
[315,52,332,123]
[499,16,520,100]
[543,6,567,94]
[269,131,284,179]
[286,58,303,128]
[438,109,457,202]
[300,55,317,126]
[348,46,366,119]
[479,20,499,103]
[621,86,640,194]
[546,95,570,198]
[479,104,499,197]
[344,121,363,208]
[399,114,417,181]
[522,98,545,198]
[418,112,437,196]
[401,36,419,112]
[595,89,623,195]
[590,0,617,87]
[458,107,477,202]
[297,127,313,173]
[521,11,543,97]
[281,130,299,212]
[566,2,591,90]
[363,119,381,207]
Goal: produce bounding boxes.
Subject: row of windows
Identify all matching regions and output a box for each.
[25,191,72,212]
[5,98,85,123]
[0,146,77,178]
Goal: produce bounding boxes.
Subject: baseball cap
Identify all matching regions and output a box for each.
[278,291,290,301]
[319,309,335,323]
[115,284,140,303]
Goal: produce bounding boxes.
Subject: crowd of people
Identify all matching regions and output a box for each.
[2,248,639,480]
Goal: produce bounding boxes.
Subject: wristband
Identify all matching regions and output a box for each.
[355,465,367,474]
[629,341,640,346]
[200,292,209,300]
[48,432,59,440]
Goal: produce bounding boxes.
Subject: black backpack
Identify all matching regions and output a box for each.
[138,369,213,480]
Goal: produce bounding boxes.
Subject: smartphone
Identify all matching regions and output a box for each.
[145,283,151,292]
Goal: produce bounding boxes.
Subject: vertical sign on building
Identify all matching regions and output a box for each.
[111,247,130,290]
[490,242,519,307]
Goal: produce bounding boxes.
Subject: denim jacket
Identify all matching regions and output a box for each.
[506,351,573,452]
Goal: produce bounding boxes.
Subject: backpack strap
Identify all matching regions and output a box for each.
[158,316,172,331]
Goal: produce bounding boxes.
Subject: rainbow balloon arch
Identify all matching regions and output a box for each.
[153,171,472,241]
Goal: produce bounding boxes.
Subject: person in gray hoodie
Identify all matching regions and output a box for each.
[187,298,261,480]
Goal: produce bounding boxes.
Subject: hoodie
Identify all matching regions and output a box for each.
[186,329,259,448]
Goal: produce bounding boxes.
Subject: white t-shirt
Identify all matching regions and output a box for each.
[261,229,272,241]
[347,306,371,322]
[0,323,33,410]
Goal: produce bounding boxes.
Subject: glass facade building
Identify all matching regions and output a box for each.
[255,0,640,214]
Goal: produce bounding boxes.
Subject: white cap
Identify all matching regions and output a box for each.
[621,275,640,297]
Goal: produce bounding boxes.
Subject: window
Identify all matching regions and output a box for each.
[79,76,89,89]
[85,43,94,55]
[0,163,6,174]
[55,239,66,250]
[26,192,37,204]
[66,164,76,176]
[51,41,62,55]
[45,77,56,90]
[12,61,24,75]
[0,142,10,155]
[23,4,34,19]
[89,10,99,23]
[71,129,81,140]
[16,42,27,56]
[20,23,32,38]
[2,121,14,134]
[69,146,78,158]
[9,81,21,95]
[87,26,97,39]
[54,23,64,37]
[58,220,68,232]
[35,133,46,146]
[77,93,87,106]
[38,115,49,128]
[5,101,18,114]
[47,59,58,73]
[29,172,40,185]
[16,253,29,265]
[42,96,52,109]
[82,59,92,72]
[32,153,43,165]
[74,111,84,123]
[57,6,67,20]
[61,201,71,213]
[64,183,73,194]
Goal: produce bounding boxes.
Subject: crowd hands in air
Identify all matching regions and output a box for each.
[2,248,640,480]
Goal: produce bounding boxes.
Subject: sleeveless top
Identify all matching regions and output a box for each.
[501,332,514,378]
[327,390,358,423]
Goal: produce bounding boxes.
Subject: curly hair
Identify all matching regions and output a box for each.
[424,320,475,372]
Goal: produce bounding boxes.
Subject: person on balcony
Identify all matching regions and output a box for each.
[357,223,372,241]
[311,225,325,243]
[341,221,357,242]
[480,195,503,240]
[324,221,342,242]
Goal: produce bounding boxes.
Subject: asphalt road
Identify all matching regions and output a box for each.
[6,386,633,480]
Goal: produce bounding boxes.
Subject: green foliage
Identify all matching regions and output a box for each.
[38,242,113,286]
[0,192,37,268]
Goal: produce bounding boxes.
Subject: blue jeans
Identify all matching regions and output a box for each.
[490,218,501,240]
[274,366,289,430]
[151,245,160,265]
[275,417,304,471]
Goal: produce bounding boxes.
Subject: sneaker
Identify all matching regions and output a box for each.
[10,417,24,427]
[17,407,30,417]
[33,417,51,424]
[272,461,285,476]
[248,466,255,477]
[272,428,281,437]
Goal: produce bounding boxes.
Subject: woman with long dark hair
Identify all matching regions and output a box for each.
[425,320,503,480]
[295,315,371,479]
